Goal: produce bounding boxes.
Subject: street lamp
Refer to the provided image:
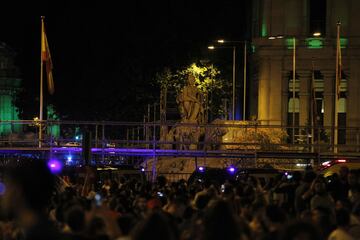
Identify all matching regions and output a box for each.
[208,39,247,121]
[208,44,236,120]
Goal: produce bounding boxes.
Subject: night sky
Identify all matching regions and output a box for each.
[1,1,249,121]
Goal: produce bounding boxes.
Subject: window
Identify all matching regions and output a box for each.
[0,59,7,69]
[309,0,326,36]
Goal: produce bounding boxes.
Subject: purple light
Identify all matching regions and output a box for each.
[48,159,63,174]
[228,167,235,173]
[198,166,205,172]
[141,168,145,172]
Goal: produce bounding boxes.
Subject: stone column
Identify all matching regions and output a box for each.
[258,58,270,124]
[268,57,283,125]
[281,71,289,126]
[323,70,335,142]
[298,71,312,127]
[347,60,360,148]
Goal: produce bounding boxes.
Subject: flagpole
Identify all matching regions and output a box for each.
[243,41,247,120]
[292,37,296,144]
[311,59,315,153]
[334,22,341,154]
[39,16,45,148]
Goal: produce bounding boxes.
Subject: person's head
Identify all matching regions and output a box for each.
[117,214,135,236]
[87,216,107,236]
[313,178,327,195]
[135,195,148,211]
[221,183,234,198]
[265,205,287,225]
[3,160,56,217]
[311,207,333,226]
[279,221,321,240]
[339,166,349,179]
[166,196,186,219]
[336,208,351,228]
[311,207,335,238]
[132,212,177,240]
[203,179,212,189]
[203,200,240,240]
[348,170,358,187]
[146,198,162,212]
[65,206,85,233]
[156,176,167,188]
[303,171,317,183]
[335,199,352,211]
[194,193,211,210]
[292,171,302,182]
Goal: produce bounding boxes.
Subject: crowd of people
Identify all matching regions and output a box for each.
[1,160,360,240]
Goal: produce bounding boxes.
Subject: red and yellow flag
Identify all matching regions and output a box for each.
[41,19,54,95]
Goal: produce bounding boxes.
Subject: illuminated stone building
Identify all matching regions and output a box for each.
[0,42,21,135]
[251,0,360,144]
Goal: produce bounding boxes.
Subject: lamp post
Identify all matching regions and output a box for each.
[208,39,247,121]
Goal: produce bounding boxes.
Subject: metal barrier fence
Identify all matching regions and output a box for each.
[0,120,360,154]
[144,171,192,182]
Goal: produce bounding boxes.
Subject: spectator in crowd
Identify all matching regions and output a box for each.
[3,159,360,240]
[2,160,63,240]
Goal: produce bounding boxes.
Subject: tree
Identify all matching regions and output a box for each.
[155,62,230,122]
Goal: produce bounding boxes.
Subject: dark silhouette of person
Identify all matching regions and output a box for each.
[202,200,241,240]
[131,211,178,240]
[2,160,63,240]
[279,221,321,240]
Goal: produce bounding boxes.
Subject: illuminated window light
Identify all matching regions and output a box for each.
[286,38,297,49]
[340,38,348,48]
[306,38,323,49]
[261,23,267,37]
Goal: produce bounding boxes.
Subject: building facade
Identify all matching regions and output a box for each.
[251,0,360,144]
[0,42,21,135]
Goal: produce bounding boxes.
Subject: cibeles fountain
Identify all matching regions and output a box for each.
[143,74,287,179]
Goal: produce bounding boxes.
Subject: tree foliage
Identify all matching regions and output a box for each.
[155,62,230,120]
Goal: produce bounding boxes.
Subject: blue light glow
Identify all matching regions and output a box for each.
[198,166,205,172]
[0,182,5,195]
[228,166,235,173]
